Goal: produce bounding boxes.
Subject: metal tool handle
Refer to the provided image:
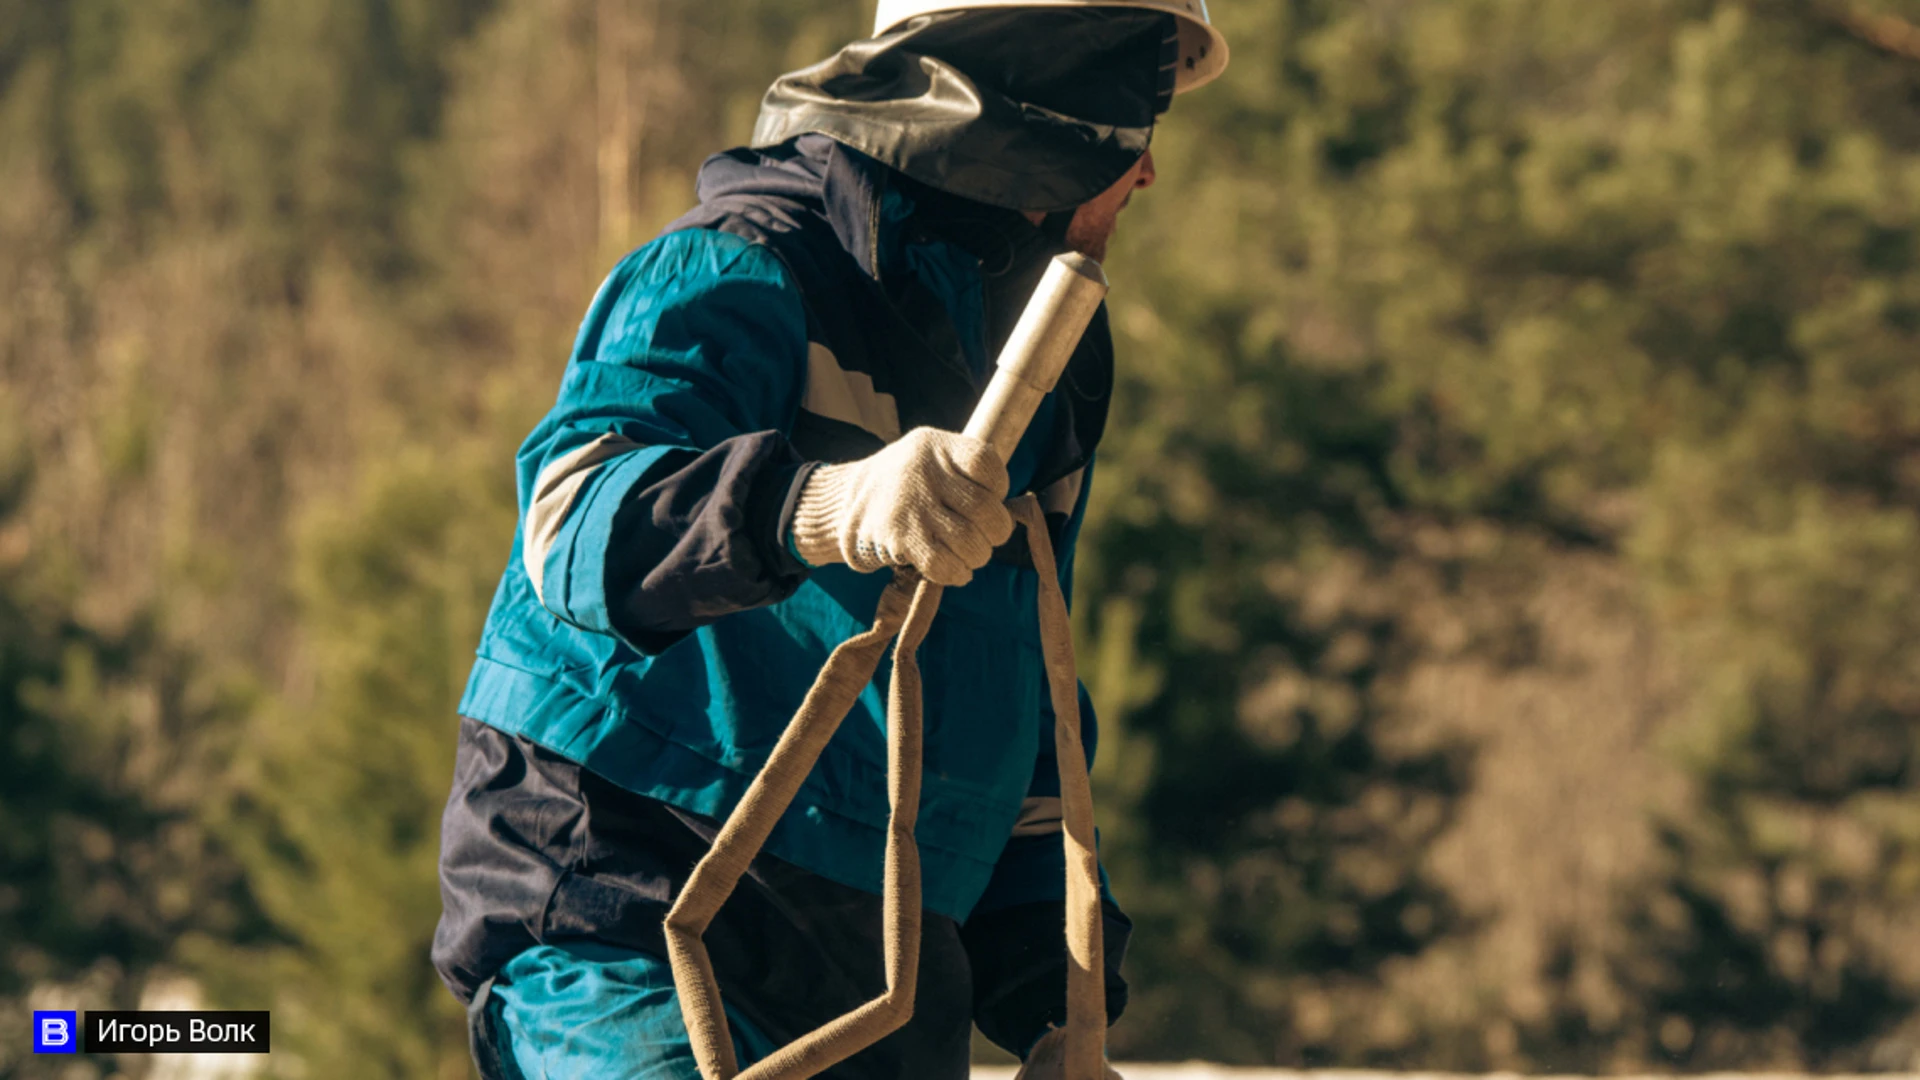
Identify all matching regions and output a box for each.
[962,253,1109,462]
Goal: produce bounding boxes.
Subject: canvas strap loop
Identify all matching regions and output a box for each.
[665,493,1106,1080]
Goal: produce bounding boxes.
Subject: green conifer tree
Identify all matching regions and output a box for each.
[1090,0,1920,1066]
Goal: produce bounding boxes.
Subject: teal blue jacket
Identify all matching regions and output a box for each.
[457,137,1115,927]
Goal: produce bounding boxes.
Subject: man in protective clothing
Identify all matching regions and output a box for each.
[431,2,1229,1076]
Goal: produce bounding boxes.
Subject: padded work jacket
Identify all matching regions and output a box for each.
[457,134,1120,935]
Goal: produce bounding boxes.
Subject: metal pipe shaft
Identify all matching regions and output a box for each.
[963,252,1110,463]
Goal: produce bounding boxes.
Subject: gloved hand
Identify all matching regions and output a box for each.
[788,427,1014,587]
[1013,1026,1124,1080]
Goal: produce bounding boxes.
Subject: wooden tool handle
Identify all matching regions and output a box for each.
[962,252,1110,462]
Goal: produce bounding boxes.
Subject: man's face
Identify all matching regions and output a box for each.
[1063,149,1157,261]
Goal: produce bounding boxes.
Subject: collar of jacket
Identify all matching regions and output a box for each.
[692,134,897,282]
[694,136,1079,364]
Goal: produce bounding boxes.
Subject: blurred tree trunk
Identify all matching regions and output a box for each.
[598,0,636,252]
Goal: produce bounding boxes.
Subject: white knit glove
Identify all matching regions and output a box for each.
[1013,1026,1124,1080]
[789,427,1015,587]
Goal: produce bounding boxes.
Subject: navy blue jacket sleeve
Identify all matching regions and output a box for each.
[961,458,1132,1057]
[514,230,814,654]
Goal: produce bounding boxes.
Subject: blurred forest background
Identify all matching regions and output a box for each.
[5,0,1920,1076]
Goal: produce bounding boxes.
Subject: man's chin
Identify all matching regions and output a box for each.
[1064,227,1114,262]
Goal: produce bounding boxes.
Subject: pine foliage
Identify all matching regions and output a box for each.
[3,0,1920,1073]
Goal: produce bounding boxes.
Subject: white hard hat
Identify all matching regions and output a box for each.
[872,0,1229,93]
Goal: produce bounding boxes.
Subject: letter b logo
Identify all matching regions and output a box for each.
[33,1010,77,1053]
